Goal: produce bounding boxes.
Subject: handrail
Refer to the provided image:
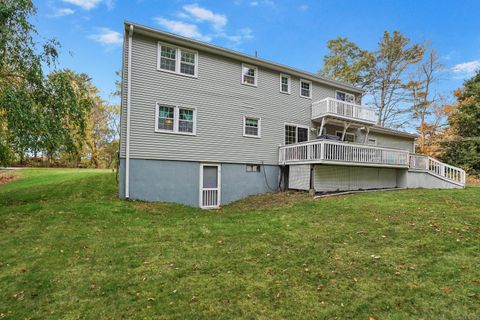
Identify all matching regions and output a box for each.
[312,97,376,123]
[278,142,466,186]
[409,154,466,185]
[279,140,409,167]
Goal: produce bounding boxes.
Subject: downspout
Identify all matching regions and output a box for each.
[125,24,133,198]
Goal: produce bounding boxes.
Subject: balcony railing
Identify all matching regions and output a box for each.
[279,140,409,168]
[410,154,466,185]
[312,97,376,123]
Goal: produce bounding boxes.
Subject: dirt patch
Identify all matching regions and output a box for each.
[0,172,19,184]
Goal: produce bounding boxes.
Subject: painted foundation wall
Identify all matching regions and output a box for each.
[313,165,399,192]
[397,170,463,189]
[119,159,280,207]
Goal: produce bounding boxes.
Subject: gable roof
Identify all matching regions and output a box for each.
[124,21,364,94]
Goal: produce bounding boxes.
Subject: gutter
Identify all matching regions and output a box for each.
[125,24,133,198]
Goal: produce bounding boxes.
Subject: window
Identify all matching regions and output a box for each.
[336,131,355,143]
[300,79,312,98]
[242,64,257,86]
[157,105,175,131]
[285,124,309,145]
[178,108,194,133]
[367,138,377,146]
[180,51,196,76]
[246,164,261,172]
[244,116,260,137]
[160,45,176,72]
[280,74,291,94]
[155,104,196,135]
[336,90,355,103]
[158,42,198,77]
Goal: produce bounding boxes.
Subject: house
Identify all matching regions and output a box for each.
[119,21,466,208]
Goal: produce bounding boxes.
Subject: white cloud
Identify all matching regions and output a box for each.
[182,4,227,31]
[298,4,309,11]
[49,8,75,17]
[451,60,480,75]
[250,0,274,6]
[154,18,212,42]
[62,0,102,10]
[155,4,253,48]
[88,28,123,45]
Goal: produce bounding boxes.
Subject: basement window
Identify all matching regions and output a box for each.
[246,164,261,172]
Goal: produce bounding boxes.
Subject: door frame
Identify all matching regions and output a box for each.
[199,163,221,208]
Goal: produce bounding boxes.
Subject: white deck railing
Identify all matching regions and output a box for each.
[279,140,410,167]
[410,154,466,185]
[312,98,376,123]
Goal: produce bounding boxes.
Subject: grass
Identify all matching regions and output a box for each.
[0,168,479,319]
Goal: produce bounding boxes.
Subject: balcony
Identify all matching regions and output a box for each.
[279,140,410,168]
[312,98,376,124]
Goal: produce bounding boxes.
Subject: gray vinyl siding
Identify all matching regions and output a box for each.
[120,33,356,165]
[120,32,414,164]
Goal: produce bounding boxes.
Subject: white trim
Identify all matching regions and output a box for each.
[335,90,355,104]
[157,41,198,78]
[299,79,312,99]
[284,123,310,144]
[199,163,221,209]
[154,103,197,136]
[243,116,261,138]
[335,130,355,142]
[125,24,133,199]
[241,63,258,87]
[279,73,291,94]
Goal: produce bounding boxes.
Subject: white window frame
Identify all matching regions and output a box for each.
[279,73,291,94]
[335,90,355,104]
[299,79,312,99]
[284,123,310,145]
[155,103,197,136]
[158,42,198,78]
[241,63,258,87]
[243,116,261,138]
[335,130,355,142]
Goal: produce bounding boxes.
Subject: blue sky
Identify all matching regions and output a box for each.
[36,0,480,103]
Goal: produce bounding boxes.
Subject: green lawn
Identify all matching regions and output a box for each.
[0,169,479,319]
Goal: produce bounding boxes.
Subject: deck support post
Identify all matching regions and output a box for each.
[341,121,351,141]
[318,118,327,136]
[363,126,370,144]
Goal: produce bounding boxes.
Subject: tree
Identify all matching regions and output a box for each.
[438,70,480,177]
[0,0,58,165]
[319,31,424,128]
[371,31,424,127]
[404,45,445,154]
[319,37,375,89]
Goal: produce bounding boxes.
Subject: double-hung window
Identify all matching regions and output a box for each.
[156,104,196,135]
[243,116,261,138]
[336,90,355,103]
[280,74,291,94]
[300,79,312,98]
[242,64,257,86]
[158,42,198,77]
[285,124,309,145]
